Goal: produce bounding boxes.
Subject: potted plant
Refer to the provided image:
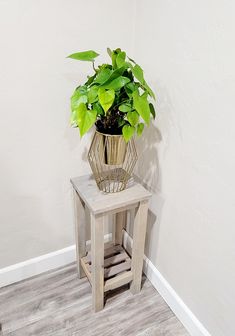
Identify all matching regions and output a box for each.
[68,48,156,192]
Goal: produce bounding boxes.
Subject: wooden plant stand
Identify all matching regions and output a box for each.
[71,174,151,312]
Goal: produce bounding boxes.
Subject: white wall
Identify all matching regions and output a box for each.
[133,1,235,335]
[0,0,135,267]
[1,1,234,335]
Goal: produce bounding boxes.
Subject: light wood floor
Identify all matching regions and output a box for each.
[0,263,189,336]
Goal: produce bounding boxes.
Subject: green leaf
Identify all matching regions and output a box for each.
[94,68,112,84]
[137,123,144,136]
[70,109,78,126]
[102,66,127,85]
[88,86,99,104]
[76,103,97,137]
[127,56,136,64]
[67,50,99,62]
[125,82,137,98]
[107,47,112,58]
[144,81,156,99]
[122,125,135,142]
[127,111,139,126]
[118,118,126,127]
[98,88,115,113]
[119,103,132,112]
[93,102,104,116]
[149,103,156,119]
[104,76,130,90]
[71,88,88,112]
[132,64,144,84]
[85,74,96,86]
[116,51,126,68]
[133,90,150,125]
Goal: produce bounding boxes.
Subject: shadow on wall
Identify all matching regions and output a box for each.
[135,123,162,192]
[132,123,163,260]
[131,82,176,262]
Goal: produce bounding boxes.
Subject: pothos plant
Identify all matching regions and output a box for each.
[68,48,156,142]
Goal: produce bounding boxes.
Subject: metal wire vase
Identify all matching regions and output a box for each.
[88,131,138,193]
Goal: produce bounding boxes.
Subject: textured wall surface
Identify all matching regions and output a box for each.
[1,1,234,335]
[132,1,235,335]
[0,0,135,267]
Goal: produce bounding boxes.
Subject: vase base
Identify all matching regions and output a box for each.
[95,168,131,193]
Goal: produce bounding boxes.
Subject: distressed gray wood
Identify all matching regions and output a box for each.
[86,251,129,271]
[130,200,149,294]
[73,189,86,278]
[0,264,189,336]
[104,271,133,292]
[84,244,123,264]
[91,213,104,312]
[114,211,127,245]
[70,174,151,215]
[71,174,152,311]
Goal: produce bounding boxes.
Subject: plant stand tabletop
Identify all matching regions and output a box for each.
[71,174,151,312]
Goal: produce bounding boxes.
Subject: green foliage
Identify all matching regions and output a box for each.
[98,88,115,113]
[127,111,139,126]
[122,125,135,142]
[137,123,144,136]
[133,91,150,125]
[68,48,156,140]
[75,103,97,137]
[67,50,99,62]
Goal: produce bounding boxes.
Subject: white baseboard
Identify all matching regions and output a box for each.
[0,233,112,288]
[0,232,211,336]
[0,245,76,288]
[123,231,211,336]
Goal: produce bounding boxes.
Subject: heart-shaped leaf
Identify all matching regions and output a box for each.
[76,103,97,137]
[88,86,99,104]
[133,90,150,125]
[132,64,144,84]
[71,88,88,112]
[116,51,126,68]
[127,111,139,126]
[119,103,132,112]
[122,124,135,142]
[98,88,115,113]
[137,123,144,136]
[67,50,99,62]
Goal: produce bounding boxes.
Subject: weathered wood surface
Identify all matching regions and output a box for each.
[104,271,133,292]
[73,189,86,278]
[0,263,189,336]
[83,244,123,264]
[91,213,104,312]
[114,211,127,245]
[130,200,149,294]
[82,243,132,296]
[70,174,151,215]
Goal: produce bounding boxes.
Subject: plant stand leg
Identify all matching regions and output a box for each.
[130,200,149,294]
[114,211,127,246]
[73,189,86,279]
[91,213,104,312]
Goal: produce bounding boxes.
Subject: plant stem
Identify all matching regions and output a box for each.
[112,98,131,110]
[92,61,96,72]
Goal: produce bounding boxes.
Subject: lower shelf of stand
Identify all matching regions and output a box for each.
[81,244,133,292]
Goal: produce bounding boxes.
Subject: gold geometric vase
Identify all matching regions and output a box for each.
[88,131,138,193]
